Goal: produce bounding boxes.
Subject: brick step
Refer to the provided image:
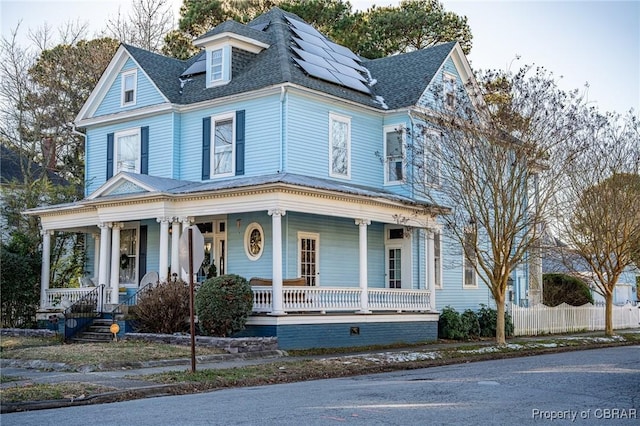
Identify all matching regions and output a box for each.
[71,337,114,343]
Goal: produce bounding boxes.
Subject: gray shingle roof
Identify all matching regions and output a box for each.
[1,145,68,186]
[123,7,455,110]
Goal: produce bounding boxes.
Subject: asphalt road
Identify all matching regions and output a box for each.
[3,345,639,425]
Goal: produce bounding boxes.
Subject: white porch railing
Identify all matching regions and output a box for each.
[511,302,640,336]
[44,287,113,309]
[252,286,431,313]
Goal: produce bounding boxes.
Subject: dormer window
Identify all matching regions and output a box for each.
[206,46,231,87]
[121,70,137,106]
[210,48,223,81]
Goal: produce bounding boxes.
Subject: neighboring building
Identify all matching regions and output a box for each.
[27,8,513,349]
[542,241,639,306]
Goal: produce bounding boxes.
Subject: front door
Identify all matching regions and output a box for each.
[298,232,319,286]
[387,247,402,288]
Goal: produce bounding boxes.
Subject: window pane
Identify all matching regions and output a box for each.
[124,74,135,91]
[211,49,223,81]
[331,119,348,175]
[434,232,441,287]
[213,119,232,174]
[117,133,139,172]
[119,229,137,284]
[386,130,403,181]
[388,248,401,288]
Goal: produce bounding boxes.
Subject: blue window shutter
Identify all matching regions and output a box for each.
[235,110,245,175]
[140,126,149,174]
[138,225,147,283]
[106,133,114,179]
[202,117,211,180]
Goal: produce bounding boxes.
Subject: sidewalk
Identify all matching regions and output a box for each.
[2,330,638,413]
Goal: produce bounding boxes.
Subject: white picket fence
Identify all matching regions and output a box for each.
[511,302,640,336]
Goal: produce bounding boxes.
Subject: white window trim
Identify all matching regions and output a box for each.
[206,46,231,88]
[328,112,351,179]
[121,70,137,107]
[443,72,457,110]
[210,111,235,178]
[114,128,141,175]
[297,231,320,286]
[244,222,264,261]
[423,129,442,188]
[463,231,478,288]
[383,125,405,185]
[434,231,442,289]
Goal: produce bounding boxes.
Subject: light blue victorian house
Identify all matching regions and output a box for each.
[29,8,512,349]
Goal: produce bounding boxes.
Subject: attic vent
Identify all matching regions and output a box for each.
[285,16,371,94]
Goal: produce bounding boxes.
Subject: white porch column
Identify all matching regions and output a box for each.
[40,229,52,307]
[426,229,436,311]
[268,209,286,315]
[109,222,123,305]
[93,233,100,283]
[97,223,111,308]
[157,217,170,282]
[181,217,193,281]
[170,219,181,279]
[356,219,371,313]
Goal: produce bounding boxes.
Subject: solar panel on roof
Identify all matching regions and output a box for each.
[293,57,343,86]
[250,22,269,31]
[287,15,372,95]
[285,16,324,37]
[181,54,206,77]
[291,27,329,49]
[292,47,333,69]
[292,37,333,60]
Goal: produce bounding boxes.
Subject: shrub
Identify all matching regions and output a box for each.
[477,304,513,338]
[195,274,253,337]
[438,306,465,340]
[132,280,191,334]
[461,309,480,338]
[543,273,594,306]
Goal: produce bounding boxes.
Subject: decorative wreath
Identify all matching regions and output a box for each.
[120,253,130,269]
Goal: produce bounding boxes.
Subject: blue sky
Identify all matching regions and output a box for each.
[1,0,638,114]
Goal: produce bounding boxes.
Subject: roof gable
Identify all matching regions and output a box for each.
[76,45,172,122]
[87,172,194,200]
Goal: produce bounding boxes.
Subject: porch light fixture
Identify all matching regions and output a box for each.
[236,218,242,230]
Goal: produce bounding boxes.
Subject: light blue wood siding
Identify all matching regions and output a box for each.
[85,112,174,195]
[143,219,160,276]
[286,94,385,189]
[94,58,166,117]
[178,95,281,182]
[434,231,493,311]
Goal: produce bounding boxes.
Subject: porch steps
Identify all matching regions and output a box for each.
[71,319,115,343]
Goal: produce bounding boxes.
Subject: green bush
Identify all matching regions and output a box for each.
[461,309,480,337]
[439,305,512,340]
[195,274,253,337]
[132,280,191,334]
[438,306,465,340]
[477,304,513,338]
[543,273,594,306]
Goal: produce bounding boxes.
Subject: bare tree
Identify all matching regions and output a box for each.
[105,0,174,52]
[555,111,640,336]
[406,65,590,344]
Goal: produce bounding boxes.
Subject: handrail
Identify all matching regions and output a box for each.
[110,282,155,317]
[63,284,103,318]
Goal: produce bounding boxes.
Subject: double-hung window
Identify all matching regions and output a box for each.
[384,126,404,184]
[424,130,442,187]
[210,48,223,82]
[211,113,235,177]
[443,73,456,110]
[121,70,137,106]
[115,128,141,173]
[433,231,442,288]
[329,113,350,178]
[463,230,478,287]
